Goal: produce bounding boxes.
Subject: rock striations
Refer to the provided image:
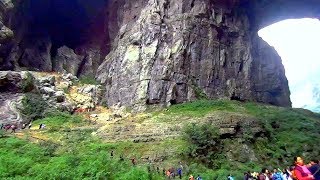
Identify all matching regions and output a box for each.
[5,0,320,111]
[96,0,291,111]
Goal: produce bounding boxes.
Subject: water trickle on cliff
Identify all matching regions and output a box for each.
[258,18,320,112]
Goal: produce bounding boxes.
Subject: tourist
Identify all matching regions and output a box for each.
[228,174,235,180]
[11,124,17,133]
[282,169,293,180]
[110,150,114,158]
[293,156,315,180]
[177,167,182,179]
[272,168,284,180]
[196,174,203,180]
[259,168,270,180]
[309,159,320,180]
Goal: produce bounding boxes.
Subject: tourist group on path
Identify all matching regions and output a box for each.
[243,156,320,180]
[0,122,46,133]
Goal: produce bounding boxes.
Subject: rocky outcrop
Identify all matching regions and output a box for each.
[53,46,84,75]
[96,0,291,111]
[0,0,108,76]
[0,71,26,124]
[0,92,24,125]
[0,71,104,124]
[0,71,23,92]
[250,35,291,106]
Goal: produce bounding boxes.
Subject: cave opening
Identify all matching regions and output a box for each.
[258,18,320,113]
[17,0,110,57]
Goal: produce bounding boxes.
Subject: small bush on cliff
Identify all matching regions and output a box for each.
[21,72,35,93]
[21,93,47,121]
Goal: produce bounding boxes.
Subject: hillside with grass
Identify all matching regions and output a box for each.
[1,100,320,179]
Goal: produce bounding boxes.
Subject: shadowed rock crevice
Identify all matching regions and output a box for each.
[0,0,111,76]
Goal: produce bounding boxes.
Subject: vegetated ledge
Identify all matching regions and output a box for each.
[0,99,319,179]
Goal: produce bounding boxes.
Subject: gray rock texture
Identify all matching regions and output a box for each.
[1,0,319,110]
[53,46,84,75]
[0,71,23,92]
[96,0,291,111]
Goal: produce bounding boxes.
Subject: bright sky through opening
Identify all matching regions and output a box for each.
[258,18,320,112]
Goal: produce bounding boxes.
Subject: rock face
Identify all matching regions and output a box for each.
[53,46,84,75]
[0,0,107,76]
[0,71,104,124]
[18,36,52,71]
[96,0,291,111]
[0,71,23,92]
[3,0,319,110]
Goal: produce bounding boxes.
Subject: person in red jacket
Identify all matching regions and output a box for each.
[294,156,315,180]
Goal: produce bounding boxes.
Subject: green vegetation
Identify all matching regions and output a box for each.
[0,137,163,179]
[33,111,84,132]
[190,79,208,99]
[153,100,320,175]
[21,72,35,93]
[78,75,100,85]
[2,99,320,179]
[20,93,48,121]
[164,99,237,117]
[62,86,69,94]
[183,123,221,168]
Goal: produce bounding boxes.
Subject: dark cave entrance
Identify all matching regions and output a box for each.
[16,0,110,59]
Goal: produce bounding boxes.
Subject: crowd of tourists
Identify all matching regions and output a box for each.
[0,122,47,133]
[111,151,319,180]
[241,157,320,180]
[131,155,320,180]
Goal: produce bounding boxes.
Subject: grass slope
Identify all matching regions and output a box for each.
[1,100,319,179]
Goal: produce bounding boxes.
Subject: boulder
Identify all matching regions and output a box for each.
[53,46,84,75]
[0,71,23,92]
[40,87,55,96]
[39,76,55,85]
[55,91,65,103]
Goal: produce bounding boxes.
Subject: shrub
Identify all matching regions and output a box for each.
[20,93,47,121]
[190,78,208,99]
[39,140,59,157]
[0,130,5,138]
[78,75,99,85]
[21,72,35,93]
[183,123,222,167]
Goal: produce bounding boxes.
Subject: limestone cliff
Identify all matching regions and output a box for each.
[96,0,291,111]
[1,0,312,110]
